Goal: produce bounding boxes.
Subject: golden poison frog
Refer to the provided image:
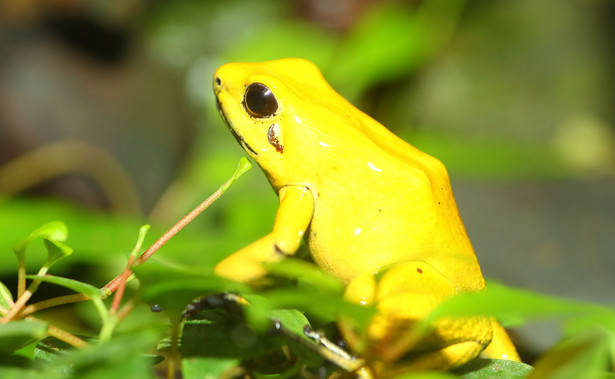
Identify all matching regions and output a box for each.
[212,58,520,376]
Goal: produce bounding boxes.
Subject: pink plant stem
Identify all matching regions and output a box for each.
[102,186,225,296]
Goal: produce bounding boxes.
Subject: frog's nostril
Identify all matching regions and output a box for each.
[215,77,221,86]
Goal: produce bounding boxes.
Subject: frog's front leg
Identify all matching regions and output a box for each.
[341,262,493,375]
[214,185,314,283]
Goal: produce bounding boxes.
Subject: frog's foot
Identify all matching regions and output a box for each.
[214,185,314,284]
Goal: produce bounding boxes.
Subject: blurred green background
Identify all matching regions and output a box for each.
[0,0,613,358]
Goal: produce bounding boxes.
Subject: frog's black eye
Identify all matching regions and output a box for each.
[244,82,278,118]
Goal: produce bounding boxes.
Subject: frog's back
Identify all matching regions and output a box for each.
[274,60,486,292]
[306,127,485,292]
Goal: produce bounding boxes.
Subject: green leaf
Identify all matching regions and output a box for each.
[181,315,273,360]
[0,281,13,310]
[25,275,107,322]
[42,239,73,268]
[395,372,457,379]
[12,221,68,259]
[182,356,240,379]
[453,358,534,378]
[220,157,252,192]
[265,260,343,293]
[268,309,311,343]
[131,225,150,258]
[34,337,74,373]
[246,287,374,331]
[135,261,251,314]
[50,331,160,379]
[266,308,332,368]
[0,364,51,379]
[529,329,611,379]
[0,196,253,276]
[0,320,48,354]
[425,283,609,327]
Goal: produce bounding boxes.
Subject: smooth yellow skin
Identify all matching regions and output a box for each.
[212,58,520,375]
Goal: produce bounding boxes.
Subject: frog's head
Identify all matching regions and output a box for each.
[213,58,337,190]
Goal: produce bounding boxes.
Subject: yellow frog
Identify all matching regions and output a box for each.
[212,58,520,376]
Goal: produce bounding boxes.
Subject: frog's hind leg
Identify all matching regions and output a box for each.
[482,319,521,361]
[341,261,493,373]
[374,340,489,377]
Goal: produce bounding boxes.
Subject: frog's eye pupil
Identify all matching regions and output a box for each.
[244,83,278,118]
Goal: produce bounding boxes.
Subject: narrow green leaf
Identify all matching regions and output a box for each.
[245,287,374,331]
[0,281,13,310]
[42,239,73,268]
[425,283,608,327]
[0,320,48,354]
[34,336,74,363]
[54,331,160,379]
[26,274,110,331]
[529,329,610,379]
[220,157,252,192]
[141,277,250,315]
[268,309,311,342]
[0,362,45,378]
[131,225,150,258]
[12,221,68,258]
[25,275,101,299]
[134,261,251,313]
[396,373,457,379]
[265,260,344,292]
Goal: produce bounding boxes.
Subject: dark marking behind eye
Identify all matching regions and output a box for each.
[268,124,284,153]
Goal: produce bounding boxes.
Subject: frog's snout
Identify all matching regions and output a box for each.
[215,98,228,126]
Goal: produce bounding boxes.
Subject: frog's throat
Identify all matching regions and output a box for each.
[216,98,258,156]
[233,128,258,156]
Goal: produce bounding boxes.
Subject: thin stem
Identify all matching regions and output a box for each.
[110,254,136,314]
[98,313,117,342]
[46,324,90,349]
[1,305,89,349]
[116,296,138,323]
[102,185,226,296]
[1,266,49,323]
[166,318,181,379]
[9,183,229,320]
[1,304,88,349]
[17,256,26,297]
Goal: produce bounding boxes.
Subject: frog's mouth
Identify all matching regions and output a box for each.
[216,98,258,156]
